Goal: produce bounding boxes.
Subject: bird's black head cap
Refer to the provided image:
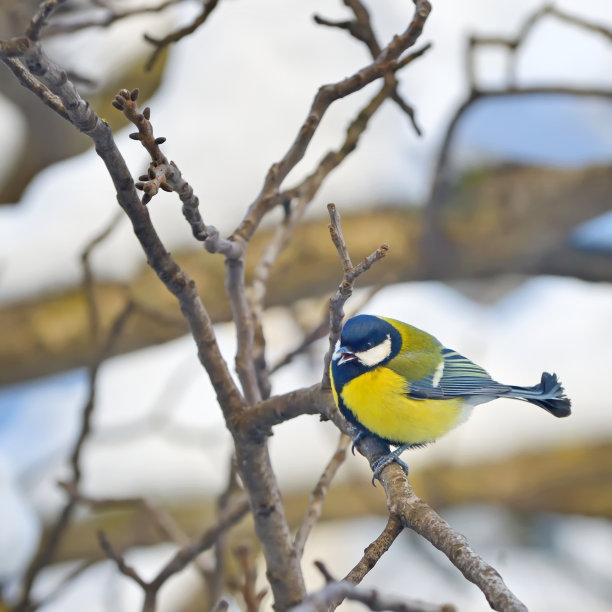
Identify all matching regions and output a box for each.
[336,314,402,370]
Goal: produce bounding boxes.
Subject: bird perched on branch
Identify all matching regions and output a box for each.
[330,314,571,481]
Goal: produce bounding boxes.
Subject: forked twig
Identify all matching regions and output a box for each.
[99,497,250,612]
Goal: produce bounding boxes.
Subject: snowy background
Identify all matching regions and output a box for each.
[1,0,612,610]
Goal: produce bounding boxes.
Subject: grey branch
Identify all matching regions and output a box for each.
[291,572,454,612]
[98,497,250,612]
[42,0,183,37]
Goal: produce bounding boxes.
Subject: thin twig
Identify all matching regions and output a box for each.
[323,204,388,387]
[315,0,427,134]
[144,0,221,70]
[291,561,454,612]
[25,0,67,40]
[205,456,242,605]
[344,515,404,585]
[99,497,250,612]
[16,301,135,612]
[43,0,182,37]
[248,80,410,395]
[114,88,242,256]
[294,433,351,559]
[81,210,124,343]
[60,481,192,547]
[233,545,268,612]
[226,251,262,405]
[149,497,250,590]
[325,516,405,610]
[270,281,391,375]
[246,19,431,402]
[231,0,432,246]
[98,532,149,589]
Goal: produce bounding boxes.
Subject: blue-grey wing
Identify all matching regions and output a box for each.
[407,348,511,399]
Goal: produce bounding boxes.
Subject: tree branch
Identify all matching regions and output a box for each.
[323,203,388,387]
[144,0,221,71]
[231,0,432,245]
[380,466,527,612]
[294,433,351,559]
[16,300,135,611]
[343,515,404,584]
[291,562,454,612]
[315,0,428,134]
[98,497,250,612]
[42,0,183,38]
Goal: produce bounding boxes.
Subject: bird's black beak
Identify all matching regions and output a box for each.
[333,346,356,365]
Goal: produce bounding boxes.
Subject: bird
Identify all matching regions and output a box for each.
[329,314,571,481]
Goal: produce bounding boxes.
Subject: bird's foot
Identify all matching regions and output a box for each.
[370,446,410,485]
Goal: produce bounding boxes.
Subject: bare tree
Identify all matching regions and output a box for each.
[4,1,605,611]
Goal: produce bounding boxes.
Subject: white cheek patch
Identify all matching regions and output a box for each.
[355,335,392,367]
[432,360,445,387]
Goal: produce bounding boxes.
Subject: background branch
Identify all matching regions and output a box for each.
[291,561,454,612]
[294,433,351,559]
[144,0,221,70]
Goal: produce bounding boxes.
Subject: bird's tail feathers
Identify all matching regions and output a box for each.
[507,372,571,417]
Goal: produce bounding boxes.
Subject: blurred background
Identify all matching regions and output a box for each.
[1,0,612,610]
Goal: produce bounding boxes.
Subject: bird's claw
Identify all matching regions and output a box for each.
[370,449,409,486]
[351,430,366,455]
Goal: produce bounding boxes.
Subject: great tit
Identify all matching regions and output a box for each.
[330,314,571,480]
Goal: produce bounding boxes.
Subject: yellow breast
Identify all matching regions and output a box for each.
[340,366,467,445]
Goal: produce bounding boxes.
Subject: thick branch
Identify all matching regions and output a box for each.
[235,384,333,440]
[5,37,243,413]
[233,438,307,608]
[383,466,527,612]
